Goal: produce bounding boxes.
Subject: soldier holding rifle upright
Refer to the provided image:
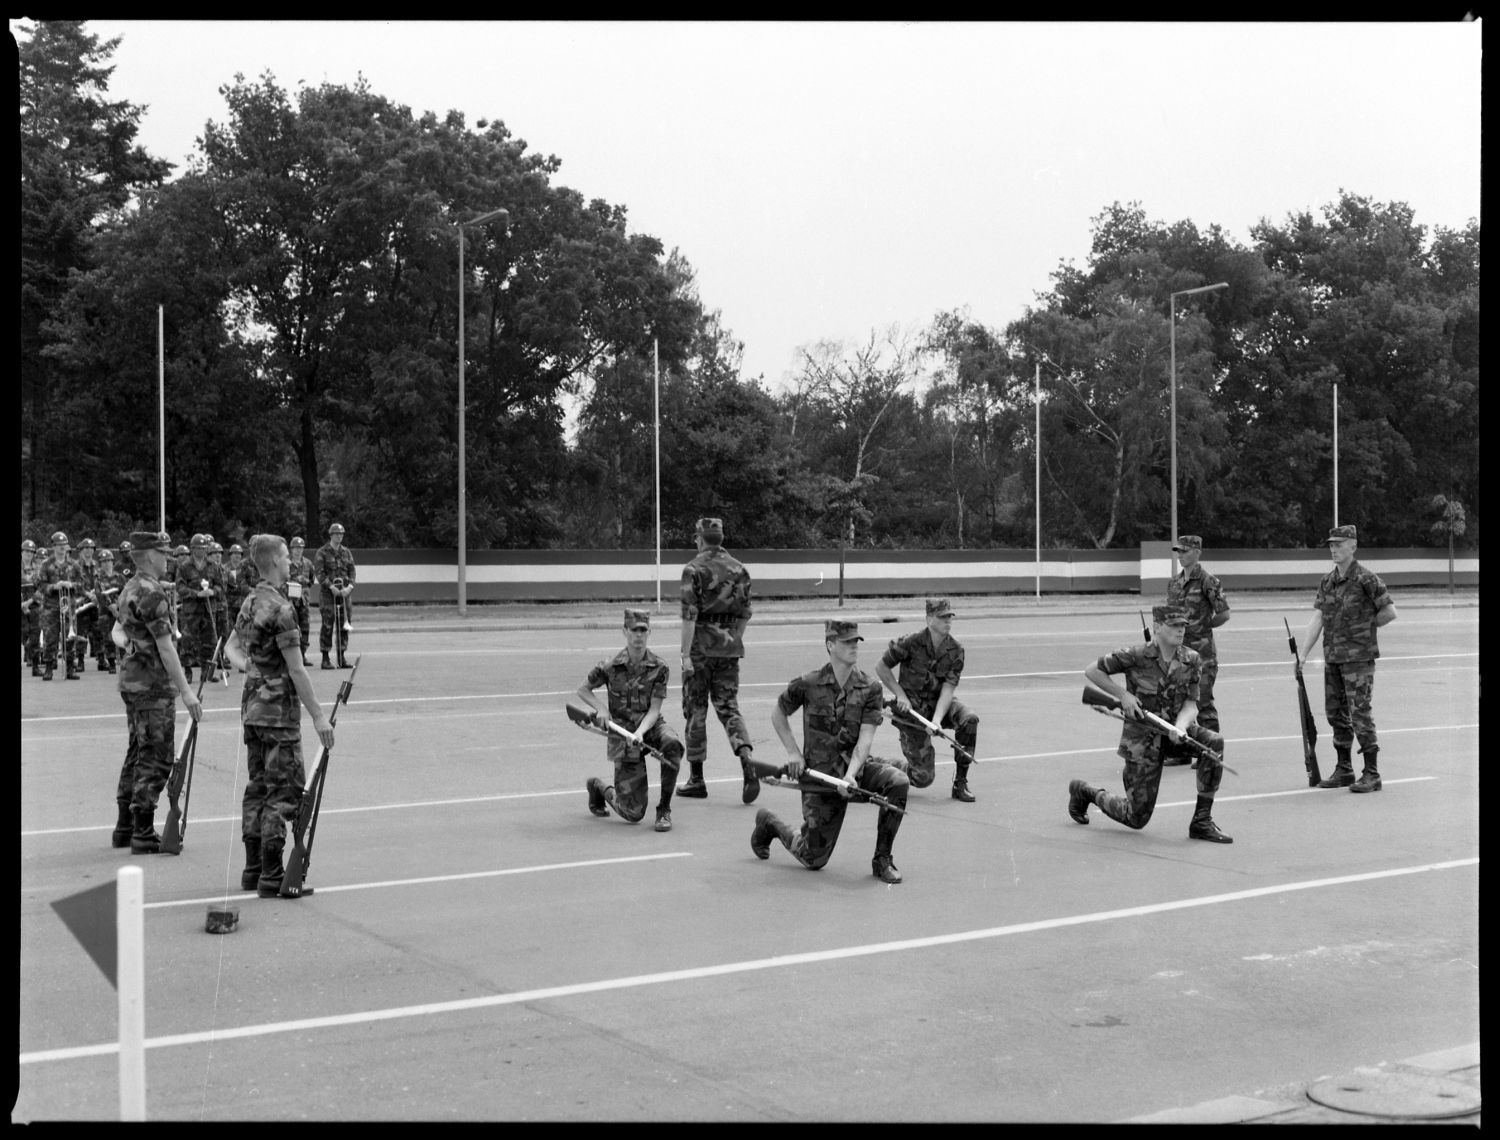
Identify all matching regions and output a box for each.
[175,534,224,684]
[315,522,355,670]
[1297,524,1397,793]
[1068,604,1233,844]
[1165,535,1231,766]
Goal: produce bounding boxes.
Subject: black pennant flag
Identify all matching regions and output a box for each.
[51,880,117,988]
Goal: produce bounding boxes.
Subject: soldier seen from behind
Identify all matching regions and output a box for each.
[22,538,42,675]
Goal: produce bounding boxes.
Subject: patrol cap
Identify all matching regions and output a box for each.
[1325,524,1358,543]
[824,619,863,642]
[79,538,96,549]
[130,531,172,553]
[1152,604,1189,627]
[329,522,346,535]
[925,598,955,618]
[694,517,723,539]
[623,608,651,630]
[22,538,37,552]
[1171,535,1203,552]
[290,536,305,548]
[50,531,69,545]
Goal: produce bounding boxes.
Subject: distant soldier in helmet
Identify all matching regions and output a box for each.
[117,540,135,584]
[31,532,83,681]
[286,537,314,666]
[94,547,124,673]
[314,522,355,669]
[21,538,42,675]
[76,539,103,665]
[174,534,225,684]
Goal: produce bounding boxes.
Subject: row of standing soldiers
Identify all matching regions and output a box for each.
[23,524,357,680]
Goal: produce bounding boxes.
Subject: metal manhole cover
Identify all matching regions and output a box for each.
[1307,1071,1480,1119]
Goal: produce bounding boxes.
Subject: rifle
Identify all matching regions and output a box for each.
[280,655,360,898]
[159,635,221,855]
[1081,683,1237,775]
[880,698,975,764]
[205,603,230,686]
[564,700,677,769]
[1140,609,1151,643]
[1284,618,1322,787]
[744,756,906,815]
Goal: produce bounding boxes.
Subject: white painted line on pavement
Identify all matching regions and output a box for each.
[19,856,1477,1066]
[140,852,693,911]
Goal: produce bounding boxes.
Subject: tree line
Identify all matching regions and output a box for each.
[21,21,1479,554]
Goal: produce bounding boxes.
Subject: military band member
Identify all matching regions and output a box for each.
[1298,525,1397,793]
[225,543,251,619]
[1164,535,1230,765]
[109,531,202,852]
[94,548,124,673]
[1069,604,1232,843]
[22,538,43,674]
[32,531,83,681]
[678,516,758,802]
[315,522,355,669]
[175,534,224,684]
[117,540,135,583]
[574,609,686,832]
[751,620,911,883]
[875,597,980,802]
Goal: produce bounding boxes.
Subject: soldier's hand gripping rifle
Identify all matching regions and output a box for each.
[1081,683,1237,775]
[1284,618,1322,787]
[743,756,906,814]
[280,655,360,898]
[564,701,677,769]
[880,698,975,765]
[159,634,223,855]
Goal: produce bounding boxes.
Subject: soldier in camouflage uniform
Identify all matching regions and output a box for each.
[224,534,335,898]
[109,531,202,852]
[224,543,250,620]
[286,536,314,665]
[208,541,230,648]
[1164,535,1231,765]
[32,532,84,681]
[677,517,758,803]
[74,539,102,664]
[22,538,42,675]
[875,598,980,802]
[175,534,225,684]
[1298,525,1397,793]
[574,609,686,832]
[1068,604,1233,843]
[751,620,911,883]
[315,522,355,669]
[117,541,135,584]
[93,548,124,674]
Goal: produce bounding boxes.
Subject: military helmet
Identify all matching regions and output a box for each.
[229,543,244,555]
[329,522,346,535]
[21,538,37,552]
[50,531,69,545]
[100,549,115,561]
[174,544,189,557]
[79,538,96,549]
[210,542,224,554]
[118,540,133,554]
[290,536,305,548]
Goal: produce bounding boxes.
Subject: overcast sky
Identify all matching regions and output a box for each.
[35,20,1484,387]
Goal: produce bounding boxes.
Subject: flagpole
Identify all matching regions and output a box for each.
[654,338,661,613]
[1034,361,1041,599]
[158,306,165,532]
[1332,382,1339,527]
[117,866,146,1120]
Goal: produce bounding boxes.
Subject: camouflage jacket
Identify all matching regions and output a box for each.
[116,571,176,697]
[76,558,99,593]
[1167,563,1229,657]
[1095,641,1202,745]
[287,555,314,603]
[235,582,304,728]
[33,556,83,611]
[224,563,251,613]
[880,628,966,713]
[776,663,884,779]
[585,648,670,732]
[1315,560,1392,664]
[21,561,40,608]
[314,545,356,591]
[680,547,753,658]
[94,566,124,616]
[174,557,224,609]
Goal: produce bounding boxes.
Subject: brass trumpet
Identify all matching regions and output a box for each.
[333,577,352,632]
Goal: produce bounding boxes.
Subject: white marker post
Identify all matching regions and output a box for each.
[117,866,146,1120]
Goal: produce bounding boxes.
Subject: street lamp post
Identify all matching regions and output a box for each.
[457,207,509,616]
[1169,281,1229,574]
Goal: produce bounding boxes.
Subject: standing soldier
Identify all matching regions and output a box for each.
[75,539,102,666]
[224,534,334,898]
[573,609,686,832]
[1164,535,1231,765]
[109,531,202,852]
[874,598,981,802]
[286,536,314,666]
[315,522,355,670]
[1298,525,1398,793]
[224,543,250,620]
[32,532,83,681]
[21,538,42,675]
[208,541,230,651]
[750,620,911,883]
[1069,604,1233,843]
[94,548,124,674]
[678,516,758,803]
[117,540,135,584]
[175,534,224,684]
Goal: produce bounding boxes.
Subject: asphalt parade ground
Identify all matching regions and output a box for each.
[17,592,1478,1122]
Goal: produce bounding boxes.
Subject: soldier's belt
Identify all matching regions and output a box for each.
[697,613,737,627]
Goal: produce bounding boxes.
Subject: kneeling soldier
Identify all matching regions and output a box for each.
[1069,604,1232,843]
[574,609,685,832]
[752,620,910,883]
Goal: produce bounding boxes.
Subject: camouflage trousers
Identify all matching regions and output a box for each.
[22,607,39,659]
[242,725,307,844]
[1095,726,1225,830]
[683,654,752,765]
[115,694,176,812]
[771,757,908,869]
[292,597,310,651]
[893,699,979,788]
[1194,655,1221,733]
[1323,661,1378,754]
[95,612,117,664]
[319,595,351,654]
[599,722,685,823]
[179,603,218,670]
[39,607,86,668]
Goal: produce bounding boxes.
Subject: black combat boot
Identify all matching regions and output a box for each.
[111,800,133,848]
[321,652,333,670]
[738,747,760,804]
[952,760,976,802]
[1317,745,1356,788]
[750,807,792,859]
[1188,798,1233,843]
[586,777,609,817]
[871,808,904,882]
[130,808,161,854]
[106,655,116,674]
[257,839,286,897]
[31,657,42,677]
[42,659,54,680]
[65,654,79,680]
[678,762,708,799]
[1350,748,1382,793]
[338,652,350,669]
[1068,779,1097,824]
[240,836,263,890]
